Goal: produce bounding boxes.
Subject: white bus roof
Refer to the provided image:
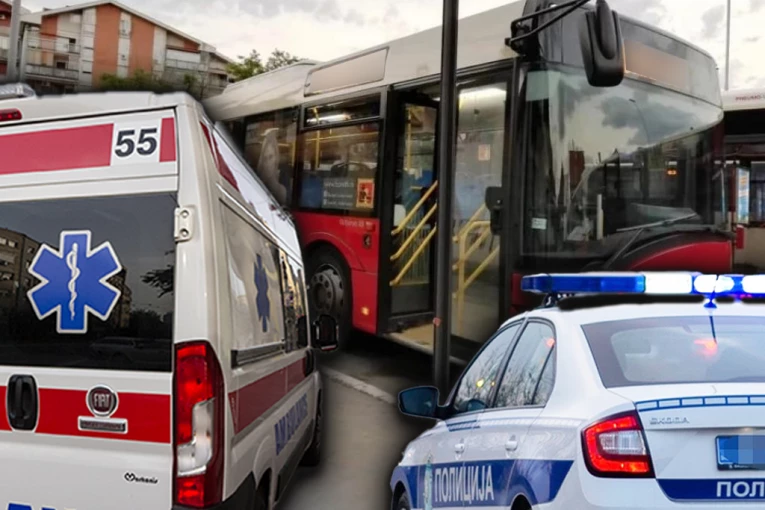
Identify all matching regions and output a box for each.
[204,0,718,123]
[723,89,765,112]
[204,0,524,121]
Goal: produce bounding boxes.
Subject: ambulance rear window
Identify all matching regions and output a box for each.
[583,315,765,388]
[0,193,176,372]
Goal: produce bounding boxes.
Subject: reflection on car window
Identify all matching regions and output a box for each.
[494,322,555,408]
[452,323,520,414]
[584,315,765,387]
[0,194,176,372]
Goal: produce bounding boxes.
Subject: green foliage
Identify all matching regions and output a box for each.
[98,68,209,99]
[227,48,300,82]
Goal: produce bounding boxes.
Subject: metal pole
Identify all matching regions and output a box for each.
[6,0,22,81]
[724,0,731,90]
[433,0,458,402]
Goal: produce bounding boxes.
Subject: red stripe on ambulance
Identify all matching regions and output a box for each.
[0,117,177,175]
[0,124,113,174]
[228,358,307,435]
[160,117,177,162]
[0,386,171,443]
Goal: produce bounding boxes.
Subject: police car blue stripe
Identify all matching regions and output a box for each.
[658,478,765,501]
[392,459,573,508]
[636,395,765,412]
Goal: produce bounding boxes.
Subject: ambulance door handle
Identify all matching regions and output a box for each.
[454,442,465,454]
[505,436,519,451]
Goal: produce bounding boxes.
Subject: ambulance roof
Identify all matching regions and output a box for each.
[0,90,201,124]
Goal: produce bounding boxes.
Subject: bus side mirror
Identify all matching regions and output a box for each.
[579,0,625,87]
[485,186,503,235]
[312,314,339,352]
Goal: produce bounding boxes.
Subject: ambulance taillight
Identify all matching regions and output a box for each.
[0,109,21,122]
[174,341,225,507]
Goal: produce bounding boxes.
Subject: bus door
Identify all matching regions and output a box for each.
[380,91,439,329]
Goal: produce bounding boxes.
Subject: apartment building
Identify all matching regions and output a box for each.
[0,0,30,76]
[15,0,232,96]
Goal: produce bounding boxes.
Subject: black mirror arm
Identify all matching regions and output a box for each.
[506,0,590,50]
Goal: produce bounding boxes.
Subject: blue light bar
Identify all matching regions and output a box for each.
[521,272,765,298]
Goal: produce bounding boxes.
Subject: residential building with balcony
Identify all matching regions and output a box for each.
[0,0,30,76]
[17,0,232,96]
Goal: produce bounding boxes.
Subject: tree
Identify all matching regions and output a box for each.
[227,48,300,82]
[98,69,177,94]
[265,49,300,72]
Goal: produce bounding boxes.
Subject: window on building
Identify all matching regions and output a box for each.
[451,322,522,414]
[298,98,381,215]
[0,237,7,246]
[7,240,15,248]
[244,109,298,206]
[494,322,556,408]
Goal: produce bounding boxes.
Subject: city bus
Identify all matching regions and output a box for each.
[204,0,732,357]
[723,88,765,273]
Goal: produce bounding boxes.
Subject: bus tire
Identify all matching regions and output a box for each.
[307,246,352,350]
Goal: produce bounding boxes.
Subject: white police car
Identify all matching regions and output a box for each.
[391,272,765,509]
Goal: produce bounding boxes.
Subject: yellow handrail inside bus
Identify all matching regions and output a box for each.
[390,203,438,262]
[390,226,438,286]
[391,181,439,236]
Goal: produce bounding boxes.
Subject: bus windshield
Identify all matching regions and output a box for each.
[518,65,725,270]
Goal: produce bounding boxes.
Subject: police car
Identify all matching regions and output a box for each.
[0,83,338,510]
[391,272,765,509]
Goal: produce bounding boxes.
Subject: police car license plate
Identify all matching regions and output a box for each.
[717,436,765,470]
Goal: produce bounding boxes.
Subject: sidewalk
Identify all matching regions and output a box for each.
[278,376,427,510]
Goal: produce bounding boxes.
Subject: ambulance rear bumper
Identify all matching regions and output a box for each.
[172,473,256,510]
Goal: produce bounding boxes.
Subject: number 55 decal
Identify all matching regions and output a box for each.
[115,128,157,157]
[110,118,168,166]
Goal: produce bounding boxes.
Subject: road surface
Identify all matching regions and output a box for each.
[278,333,467,509]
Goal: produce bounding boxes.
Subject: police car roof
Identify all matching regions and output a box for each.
[517,300,760,327]
[0,91,200,123]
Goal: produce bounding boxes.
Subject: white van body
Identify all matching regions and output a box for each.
[0,89,326,510]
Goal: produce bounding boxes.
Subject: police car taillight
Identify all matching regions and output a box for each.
[174,341,224,508]
[0,109,21,121]
[582,411,655,478]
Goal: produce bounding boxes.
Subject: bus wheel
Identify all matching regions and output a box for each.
[307,247,352,349]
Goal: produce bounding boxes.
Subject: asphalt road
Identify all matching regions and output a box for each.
[277,333,466,510]
[277,377,428,510]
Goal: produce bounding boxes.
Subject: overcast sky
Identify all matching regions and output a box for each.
[21,0,765,90]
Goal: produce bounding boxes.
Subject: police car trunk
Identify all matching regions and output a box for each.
[0,85,201,510]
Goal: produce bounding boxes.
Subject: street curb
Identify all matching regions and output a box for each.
[321,367,398,406]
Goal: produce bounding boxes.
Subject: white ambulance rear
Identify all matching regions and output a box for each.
[0,85,338,510]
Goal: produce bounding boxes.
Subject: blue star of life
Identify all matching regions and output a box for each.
[27,230,123,334]
[254,254,270,333]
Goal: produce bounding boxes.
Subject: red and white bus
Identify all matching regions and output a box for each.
[205,0,732,357]
[723,89,765,273]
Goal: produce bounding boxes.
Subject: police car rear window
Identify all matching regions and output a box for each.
[583,315,765,387]
[0,193,176,372]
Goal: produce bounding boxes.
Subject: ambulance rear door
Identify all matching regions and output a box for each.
[0,105,181,510]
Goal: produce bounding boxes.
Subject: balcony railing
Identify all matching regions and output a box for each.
[24,64,79,82]
[164,58,204,72]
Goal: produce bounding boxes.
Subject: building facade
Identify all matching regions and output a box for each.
[14,0,231,97]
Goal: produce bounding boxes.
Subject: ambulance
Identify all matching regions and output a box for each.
[0,83,338,510]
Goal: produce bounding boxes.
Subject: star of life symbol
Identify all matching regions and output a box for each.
[27,230,123,334]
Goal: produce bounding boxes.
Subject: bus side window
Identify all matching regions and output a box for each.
[243,109,298,206]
